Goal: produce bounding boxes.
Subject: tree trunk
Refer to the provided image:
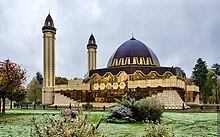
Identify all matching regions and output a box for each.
[10,100,13,109]
[2,96,5,114]
[203,91,207,104]
[0,98,1,113]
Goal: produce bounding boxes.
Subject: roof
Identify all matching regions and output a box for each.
[42,14,56,33]
[45,14,53,24]
[87,34,97,49]
[88,65,185,77]
[107,37,160,67]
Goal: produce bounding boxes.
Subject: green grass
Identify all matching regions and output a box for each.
[0,109,217,137]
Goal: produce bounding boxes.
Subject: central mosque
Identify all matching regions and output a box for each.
[42,14,199,109]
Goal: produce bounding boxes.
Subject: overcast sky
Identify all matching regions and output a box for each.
[0,0,219,83]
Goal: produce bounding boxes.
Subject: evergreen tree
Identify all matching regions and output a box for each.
[36,72,43,85]
[211,63,220,77]
[192,58,208,103]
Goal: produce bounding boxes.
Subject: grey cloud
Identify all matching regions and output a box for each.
[0,0,219,83]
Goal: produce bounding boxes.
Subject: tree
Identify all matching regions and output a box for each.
[211,63,220,103]
[204,70,216,103]
[192,58,208,103]
[175,66,185,73]
[212,63,220,78]
[7,87,26,109]
[55,76,68,85]
[0,59,26,113]
[36,72,43,85]
[26,78,42,103]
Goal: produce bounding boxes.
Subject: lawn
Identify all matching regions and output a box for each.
[0,109,217,137]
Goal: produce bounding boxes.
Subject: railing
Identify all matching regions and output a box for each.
[12,103,220,112]
[14,103,109,111]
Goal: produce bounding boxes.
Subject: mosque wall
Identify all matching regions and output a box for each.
[42,87,54,104]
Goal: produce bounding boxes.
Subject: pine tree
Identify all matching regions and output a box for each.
[36,72,43,85]
[192,58,208,103]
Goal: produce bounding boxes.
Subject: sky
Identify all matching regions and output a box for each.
[0,0,219,84]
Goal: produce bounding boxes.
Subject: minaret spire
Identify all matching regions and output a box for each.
[87,33,97,71]
[42,13,56,104]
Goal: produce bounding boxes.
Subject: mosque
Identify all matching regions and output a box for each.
[42,14,200,109]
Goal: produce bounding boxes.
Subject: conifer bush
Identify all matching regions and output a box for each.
[137,98,163,122]
[115,94,139,119]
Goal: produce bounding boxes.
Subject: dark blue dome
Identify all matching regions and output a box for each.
[107,37,160,67]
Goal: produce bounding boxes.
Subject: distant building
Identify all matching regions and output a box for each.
[42,14,199,109]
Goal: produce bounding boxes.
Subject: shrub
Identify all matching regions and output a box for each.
[61,109,78,118]
[115,94,139,119]
[82,103,93,110]
[111,105,133,118]
[106,95,163,123]
[106,105,136,123]
[137,98,163,122]
[31,110,102,137]
[142,121,174,137]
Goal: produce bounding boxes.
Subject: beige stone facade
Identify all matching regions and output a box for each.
[42,14,56,104]
[88,48,97,71]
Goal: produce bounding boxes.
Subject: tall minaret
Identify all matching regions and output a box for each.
[87,34,97,71]
[42,13,56,104]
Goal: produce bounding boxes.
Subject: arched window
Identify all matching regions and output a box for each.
[133,57,139,64]
[112,59,118,66]
[140,57,145,65]
[125,57,130,65]
[119,58,124,65]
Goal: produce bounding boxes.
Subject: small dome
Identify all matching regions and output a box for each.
[107,37,160,67]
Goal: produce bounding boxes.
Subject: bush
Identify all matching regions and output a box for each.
[115,94,139,119]
[106,95,163,124]
[137,98,163,122]
[61,109,78,118]
[82,103,93,110]
[142,121,174,137]
[105,105,136,123]
[31,110,102,137]
[111,105,133,118]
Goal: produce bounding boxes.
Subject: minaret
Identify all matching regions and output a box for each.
[42,13,56,104]
[87,34,97,71]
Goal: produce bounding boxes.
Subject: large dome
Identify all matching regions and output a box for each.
[107,37,160,67]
